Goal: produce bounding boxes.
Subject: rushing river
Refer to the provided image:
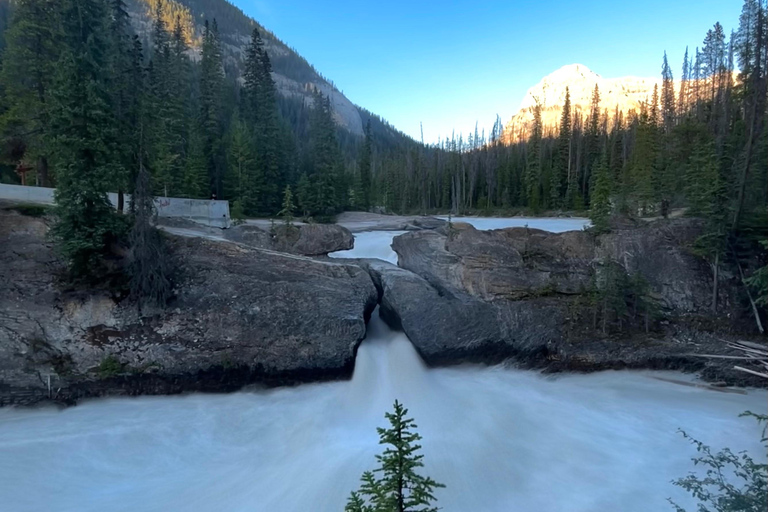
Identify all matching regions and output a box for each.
[0,217,765,512]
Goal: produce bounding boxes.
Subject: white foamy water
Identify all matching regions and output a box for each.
[0,218,764,512]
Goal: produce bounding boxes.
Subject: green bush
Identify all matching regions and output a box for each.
[97,355,123,378]
[5,203,51,217]
[670,412,767,512]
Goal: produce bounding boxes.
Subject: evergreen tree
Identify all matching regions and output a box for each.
[307,92,343,219]
[243,27,283,213]
[295,172,313,217]
[584,84,602,205]
[280,185,295,227]
[224,113,260,212]
[359,119,373,210]
[128,160,173,311]
[107,0,137,210]
[661,51,676,133]
[182,126,210,199]
[525,102,542,211]
[631,103,659,215]
[678,47,691,118]
[146,3,180,196]
[346,401,444,512]
[199,19,224,197]
[49,0,122,279]
[589,151,611,233]
[0,0,58,186]
[551,86,571,208]
[686,135,729,311]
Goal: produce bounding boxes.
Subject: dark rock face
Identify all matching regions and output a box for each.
[0,210,377,405]
[372,219,760,384]
[224,223,354,256]
[394,219,733,314]
[361,259,564,366]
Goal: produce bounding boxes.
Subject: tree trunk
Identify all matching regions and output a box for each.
[711,253,719,313]
[37,156,49,188]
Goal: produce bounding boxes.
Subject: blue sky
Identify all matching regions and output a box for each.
[233,0,743,143]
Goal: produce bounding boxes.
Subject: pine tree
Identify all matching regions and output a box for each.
[243,27,283,213]
[525,102,542,212]
[0,0,58,186]
[630,102,659,215]
[199,19,224,197]
[280,185,295,227]
[107,0,137,211]
[224,113,260,213]
[128,160,173,312]
[359,119,373,210]
[589,151,611,233]
[687,137,729,311]
[49,0,123,279]
[661,51,676,133]
[678,47,691,119]
[584,84,601,205]
[551,86,571,208]
[146,3,180,196]
[308,92,343,219]
[346,401,444,512]
[182,126,210,199]
[296,172,313,217]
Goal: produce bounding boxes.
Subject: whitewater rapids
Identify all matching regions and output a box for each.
[0,217,764,512]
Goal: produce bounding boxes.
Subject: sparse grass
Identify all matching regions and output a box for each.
[4,203,51,217]
[97,355,123,378]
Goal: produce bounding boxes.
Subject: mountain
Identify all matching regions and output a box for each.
[125,0,411,145]
[503,64,662,142]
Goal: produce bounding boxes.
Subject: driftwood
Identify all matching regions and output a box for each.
[687,340,768,380]
[727,340,768,379]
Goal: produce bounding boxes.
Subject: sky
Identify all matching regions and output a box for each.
[232,0,743,143]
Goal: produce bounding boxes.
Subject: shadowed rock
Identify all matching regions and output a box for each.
[225,223,354,256]
[0,210,376,405]
[360,259,563,366]
[393,219,730,314]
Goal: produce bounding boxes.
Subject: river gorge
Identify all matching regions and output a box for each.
[0,218,765,512]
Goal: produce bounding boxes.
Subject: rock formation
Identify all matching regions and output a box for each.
[0,209,377,405]
[224,223,354,256]
[368,220,758,384]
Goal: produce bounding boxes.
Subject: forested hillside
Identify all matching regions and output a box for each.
[0,0,764,311]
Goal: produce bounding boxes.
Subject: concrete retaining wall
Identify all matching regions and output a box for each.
[0,184,230,229]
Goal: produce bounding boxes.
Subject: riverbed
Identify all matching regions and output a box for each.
[0,217,764,512]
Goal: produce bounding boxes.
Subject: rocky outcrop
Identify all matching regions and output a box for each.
[361,259,563,365]
[224,223,354,256]
[370,219,760,384]
[279,223,354,256]
[394,219,732,314]
[0,209,377,406]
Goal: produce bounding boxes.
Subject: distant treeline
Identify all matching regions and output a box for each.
[0,0,765,308]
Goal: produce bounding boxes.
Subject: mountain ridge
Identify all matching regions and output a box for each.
[503,63,662,142]
[125,0,413,142]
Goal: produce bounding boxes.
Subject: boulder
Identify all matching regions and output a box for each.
[0,210,377,405]
[360,259,564,365]
[290,223,354,256]
[225,223,354,256]
[403,216,448,231]
[222,224,272,248]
